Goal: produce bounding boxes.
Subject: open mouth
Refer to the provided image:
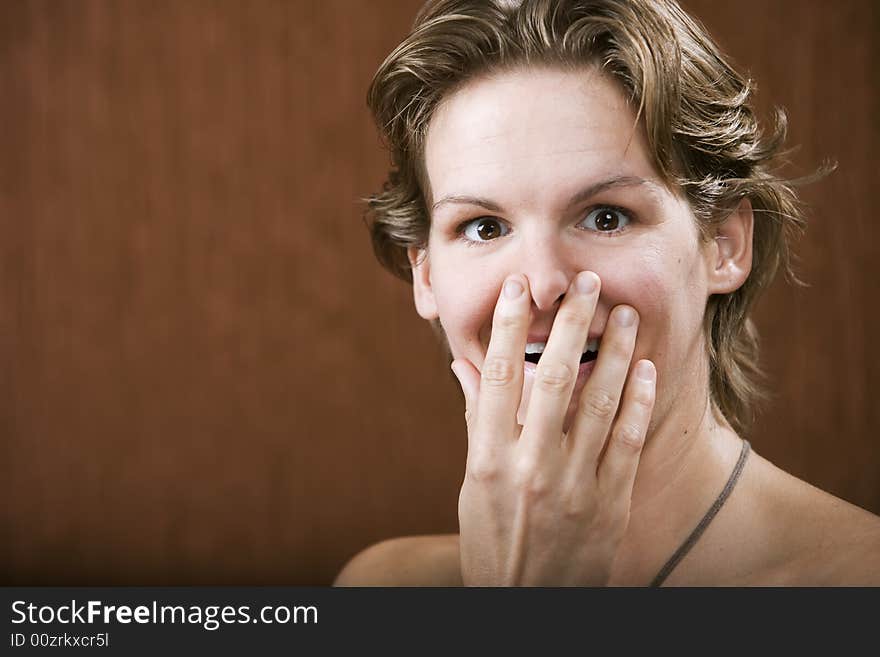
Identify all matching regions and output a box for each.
[524,337,600,365]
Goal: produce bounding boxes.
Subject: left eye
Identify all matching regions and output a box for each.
[579,207,631,232]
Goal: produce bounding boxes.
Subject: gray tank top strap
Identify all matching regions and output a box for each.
[650,439,751,587]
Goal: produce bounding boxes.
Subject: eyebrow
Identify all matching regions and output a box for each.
[430,175,660,214]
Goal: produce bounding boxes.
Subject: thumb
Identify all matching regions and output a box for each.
[450,358,480,429]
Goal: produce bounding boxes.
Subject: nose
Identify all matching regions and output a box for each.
[517,232,576,312]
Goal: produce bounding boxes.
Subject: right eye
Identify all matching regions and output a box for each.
[460,217,510,243]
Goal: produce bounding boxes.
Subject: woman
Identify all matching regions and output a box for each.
[335,0,880,585]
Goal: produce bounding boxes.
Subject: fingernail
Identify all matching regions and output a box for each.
[503,278,524,299]
[616,306,636,327]
[576,271,598,294]
[636,360,655,381]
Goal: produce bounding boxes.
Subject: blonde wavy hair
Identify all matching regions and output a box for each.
[365,0,814,436]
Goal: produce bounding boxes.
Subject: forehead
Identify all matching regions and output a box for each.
[424,66,660,204]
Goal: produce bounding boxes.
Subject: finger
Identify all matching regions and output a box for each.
[521,271,599,449]
[566,304,639,468]
[597,359,655,501]
[474,274,531,446]
[450,358,480,433]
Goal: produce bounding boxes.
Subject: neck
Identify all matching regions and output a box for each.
[610,351,747,584]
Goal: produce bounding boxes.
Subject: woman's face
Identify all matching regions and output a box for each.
[411,66,720,433]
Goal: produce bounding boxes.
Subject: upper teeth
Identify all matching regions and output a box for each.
[525,338,599,355]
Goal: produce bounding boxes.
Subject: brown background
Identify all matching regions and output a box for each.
[1,0,877,585]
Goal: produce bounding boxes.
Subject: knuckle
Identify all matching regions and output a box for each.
[466,453,501,484]
[512,456,549,499]
[493,312,525,333]
[580,388,619,421]
[603,335,634,361]
[554,308,586,329]
[594,506,626,538]
[590,507,614,534]
[560,487,590,519]
[562,501,585,521]
[613,422,645,450]
[629,383,655,409]
[535,361,576,391]
[481,356,518,387]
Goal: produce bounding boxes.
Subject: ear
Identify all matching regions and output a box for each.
[705,197,754,295]
[407,246,439,320]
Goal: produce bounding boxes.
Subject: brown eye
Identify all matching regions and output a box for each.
[477,219,501,239]
[596,210,618,231]
[581,207,630,233]
[462,217,509,243]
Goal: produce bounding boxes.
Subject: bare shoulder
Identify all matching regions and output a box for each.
[333,534,462,587]
[746,451,880,585]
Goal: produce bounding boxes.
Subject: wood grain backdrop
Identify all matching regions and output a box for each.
[2,0,877,585]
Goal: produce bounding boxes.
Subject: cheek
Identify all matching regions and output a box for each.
[600,267,668,340]
[430,260,501,359]
[594,246,702,358]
